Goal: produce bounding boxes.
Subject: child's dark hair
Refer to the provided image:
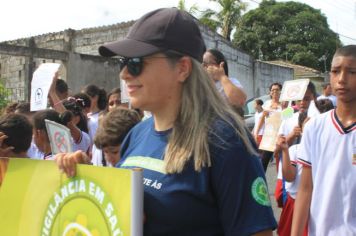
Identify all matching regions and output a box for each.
[333,45,356,58]
[307,81,317,99]
[0,113,33,153]
[315,99,334,113]
[62,99,89,133]
[4,102,19,115]
[56,79,68,94]
[108,87,121,99]
[106,87,122,110]
[298,111,308,128]
[15,102,30,114]
[33,109,62,131]
[207,49,229,76]
[72,93,91,111]
[83,84,107,110]
[255,99,264,106]
[94,108,141,149]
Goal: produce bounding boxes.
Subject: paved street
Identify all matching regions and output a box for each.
[266,161,281,235]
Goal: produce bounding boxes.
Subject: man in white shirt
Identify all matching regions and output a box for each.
[317,82,337,107]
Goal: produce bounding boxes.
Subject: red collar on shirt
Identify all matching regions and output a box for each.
[331,109,356,134]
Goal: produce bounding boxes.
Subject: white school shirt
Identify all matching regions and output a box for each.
[277,144,302,199]
[278,112,299,137]
[298,109,356,236]
[253,111,265,135]
[215,77,243,101]
[72,131,91,153]
[91,144,113,167]
[262,100,282,113]
[27,140,44,160]
[87,112,100,142]
[91,144,103,166]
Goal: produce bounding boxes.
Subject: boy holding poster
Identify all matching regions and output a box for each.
[278,81,317,146]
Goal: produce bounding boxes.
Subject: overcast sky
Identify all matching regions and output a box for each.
[1,0,355,45]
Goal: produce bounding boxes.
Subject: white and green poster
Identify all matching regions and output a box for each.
[0,158,143,236]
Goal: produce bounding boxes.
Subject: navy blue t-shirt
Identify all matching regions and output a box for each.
[118,117,277,236]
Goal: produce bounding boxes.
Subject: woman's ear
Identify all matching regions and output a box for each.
[176,56,192,83]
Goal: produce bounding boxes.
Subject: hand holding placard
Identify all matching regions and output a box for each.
[30,63,61,111]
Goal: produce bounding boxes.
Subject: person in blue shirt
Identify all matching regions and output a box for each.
[56,8,276,236]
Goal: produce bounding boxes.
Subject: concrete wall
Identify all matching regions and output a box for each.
[67,53,120,93]
[254,61,294,96]
[72,22,132,55]
[0,55,26,101]
[1,20,293,101]
[199,24,292,99]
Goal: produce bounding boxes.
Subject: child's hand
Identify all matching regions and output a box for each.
[0,132,14,157]
[262,110,269,117]
[55,151,90,178]
[276,135,288,151]
[291,126,302,138]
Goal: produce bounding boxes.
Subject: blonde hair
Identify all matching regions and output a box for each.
[164,59,257,174]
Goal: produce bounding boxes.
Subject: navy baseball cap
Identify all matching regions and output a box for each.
[98,8,206,62]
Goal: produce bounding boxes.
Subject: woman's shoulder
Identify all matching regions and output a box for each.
[209,118,246,147]
[132,116,153,131]
[123,116,154,141]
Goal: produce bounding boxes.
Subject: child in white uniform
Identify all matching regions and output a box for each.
[292,45,356,236]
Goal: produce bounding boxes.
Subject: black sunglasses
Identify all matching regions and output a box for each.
[119,52,184,77]
[119,57,143,77]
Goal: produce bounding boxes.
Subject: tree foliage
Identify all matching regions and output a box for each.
[233,0,341,71]
[199,0,247,41]
[177,0,199,15]
[0,80,10,113]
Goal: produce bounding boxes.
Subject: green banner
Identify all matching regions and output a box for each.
[0,158,142,236]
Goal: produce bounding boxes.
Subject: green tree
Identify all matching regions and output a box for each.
[177,0,199,16]
[233,0,341,71]
[199,0,247,41]
[0,80,10,113]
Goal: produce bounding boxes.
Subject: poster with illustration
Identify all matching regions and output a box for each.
[45,119,73,155]
[259,112,282,152]
[0,158,143,236]
[279,79,310,102]
[30,63,61,111]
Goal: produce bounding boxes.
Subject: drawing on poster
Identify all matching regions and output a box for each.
[45,119,72,154]
[54,131,69,153]
[34,88,44,104]
[280,79,310,102]
[30,63,61,111]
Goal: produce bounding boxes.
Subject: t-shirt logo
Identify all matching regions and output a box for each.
[251,177,271,206]
[352,154,356,165]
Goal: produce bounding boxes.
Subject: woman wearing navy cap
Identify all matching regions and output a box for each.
[57,8,276,236]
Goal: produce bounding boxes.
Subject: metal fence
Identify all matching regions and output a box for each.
[0,87,26,102]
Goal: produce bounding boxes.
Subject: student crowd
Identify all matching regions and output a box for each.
[0,7,355,236]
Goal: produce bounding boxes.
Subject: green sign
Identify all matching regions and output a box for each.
[0,158,142,236]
